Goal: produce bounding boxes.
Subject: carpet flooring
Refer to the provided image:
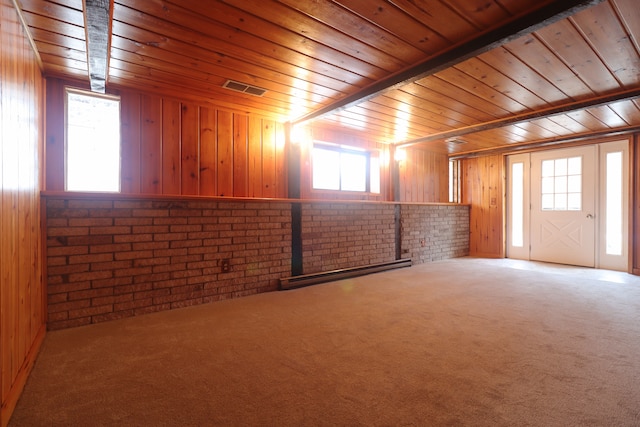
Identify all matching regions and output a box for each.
[9,257,640,426]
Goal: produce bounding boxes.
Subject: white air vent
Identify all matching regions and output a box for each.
[446,137,467,145]
[222,80,267,97]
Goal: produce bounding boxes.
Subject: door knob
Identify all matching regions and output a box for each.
[586,214,594,219]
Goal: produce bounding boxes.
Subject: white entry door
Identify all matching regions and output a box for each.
[530,146,596,267]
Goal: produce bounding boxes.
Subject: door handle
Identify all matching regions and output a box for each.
[586,214,594,219]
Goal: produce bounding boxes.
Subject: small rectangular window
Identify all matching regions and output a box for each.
[65,88,121,192]
[312,143,379,193]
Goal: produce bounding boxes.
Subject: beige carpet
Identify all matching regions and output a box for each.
[9,257,640,426]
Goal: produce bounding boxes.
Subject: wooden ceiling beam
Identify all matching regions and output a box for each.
[292,0,604,126]
[83,0,113,93]
[396,88,640,148]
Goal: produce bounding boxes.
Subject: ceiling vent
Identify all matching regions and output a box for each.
[446,137,467,145]
[222,80,267,97]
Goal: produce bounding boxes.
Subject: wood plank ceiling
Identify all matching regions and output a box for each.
[15,0,640,154]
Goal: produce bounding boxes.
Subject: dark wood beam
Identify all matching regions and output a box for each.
[83,0,112,93]
[397,88,640,148]
[292,0,604,126]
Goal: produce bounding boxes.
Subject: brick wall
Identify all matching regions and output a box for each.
[45,196,470,329]
[301,203,397,274]
[46,197,292,330]
[400,204,469,263]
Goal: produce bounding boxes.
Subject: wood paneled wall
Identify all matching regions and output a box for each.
[461,155,505,258]
[398,147,449,203]
[0,1,46,426]
[46,78,288,198]
[633,135,640,275]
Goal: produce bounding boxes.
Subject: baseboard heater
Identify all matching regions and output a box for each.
[279,259,412,290]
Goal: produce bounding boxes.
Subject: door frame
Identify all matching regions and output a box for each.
[506,139,631,272]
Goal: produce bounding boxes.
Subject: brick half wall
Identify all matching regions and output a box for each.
[400,204,470,263]
[45,197,292,330]
[45,196,469,329]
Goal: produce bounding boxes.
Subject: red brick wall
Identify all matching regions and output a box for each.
[301,202,397,274]
[45,196,470,330]
[45,197,292,330]
[400,204,470,263]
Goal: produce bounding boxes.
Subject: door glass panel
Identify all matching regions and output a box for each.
[540,156,581,211]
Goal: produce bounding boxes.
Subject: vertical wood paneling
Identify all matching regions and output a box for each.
[633,135,640,274]
[262,120,277,198]
[180,103,199,195]
[248,116,263,198]
[199,107,216,196]
[217,110,233,197]
[162,99,181,195]
[275,122,287,198]
[398,148,449,202]
[461,155,504,258]
[233,114,249,197]
[140,94,162,194]
[1,1,46,425]
[44,78,64,191]
[120,91,141,193]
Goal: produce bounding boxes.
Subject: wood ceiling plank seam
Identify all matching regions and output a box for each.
[453,57,548,110]
[36,40,85,62]
[502,33,595,99]
[545,114,593,134]
[435,66,532,114]
[281,0,429,63]
[396,83,492,124]
[20,0,84,26]
[107,63,297,115]
[112,4,366,94]
[478,47,568,105]
[444,0,513,29]
[569,1,640,87]
[110,31,352,101]
[107,74,289,121]
[387,0,479,43]
[22,11,85,40]
[293,0,605,125]
[29,26,85,51]
[219,0,408,72]
[606,99,640,125]
[40,51,87,72]
[109,21,353,102]
[370,93,475,130]
[415,76,510,120]
[587,104,629,128]
[355,100,456,135]
[532,18,622,95]
[610,0,640,60]
[332,0,451,55]
[158,0,389,81]
[108,41,335,105]
[565,109,611,131]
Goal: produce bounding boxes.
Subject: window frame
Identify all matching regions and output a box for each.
[311,142,380,194]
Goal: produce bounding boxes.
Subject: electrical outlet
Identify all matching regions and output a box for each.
[221,258,231,273]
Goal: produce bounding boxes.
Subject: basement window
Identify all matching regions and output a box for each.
[65,88,121,192]
[312,143,380,193]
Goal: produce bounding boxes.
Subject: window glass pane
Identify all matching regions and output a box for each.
[341,152,366,191]
[554,176,567,193]
[542,177,554,194]
[554,158,567,176]
[542,194,554,210]
[568,156,581,175]
[370,156,380,194]
[541,160,554,177]
[66,91,120,192]
[555,193,567,210]
[606,151,623,255]
[511,162,524,247]
[567,175,581,193]
[312,147,340,190]
[567,193,581,211]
